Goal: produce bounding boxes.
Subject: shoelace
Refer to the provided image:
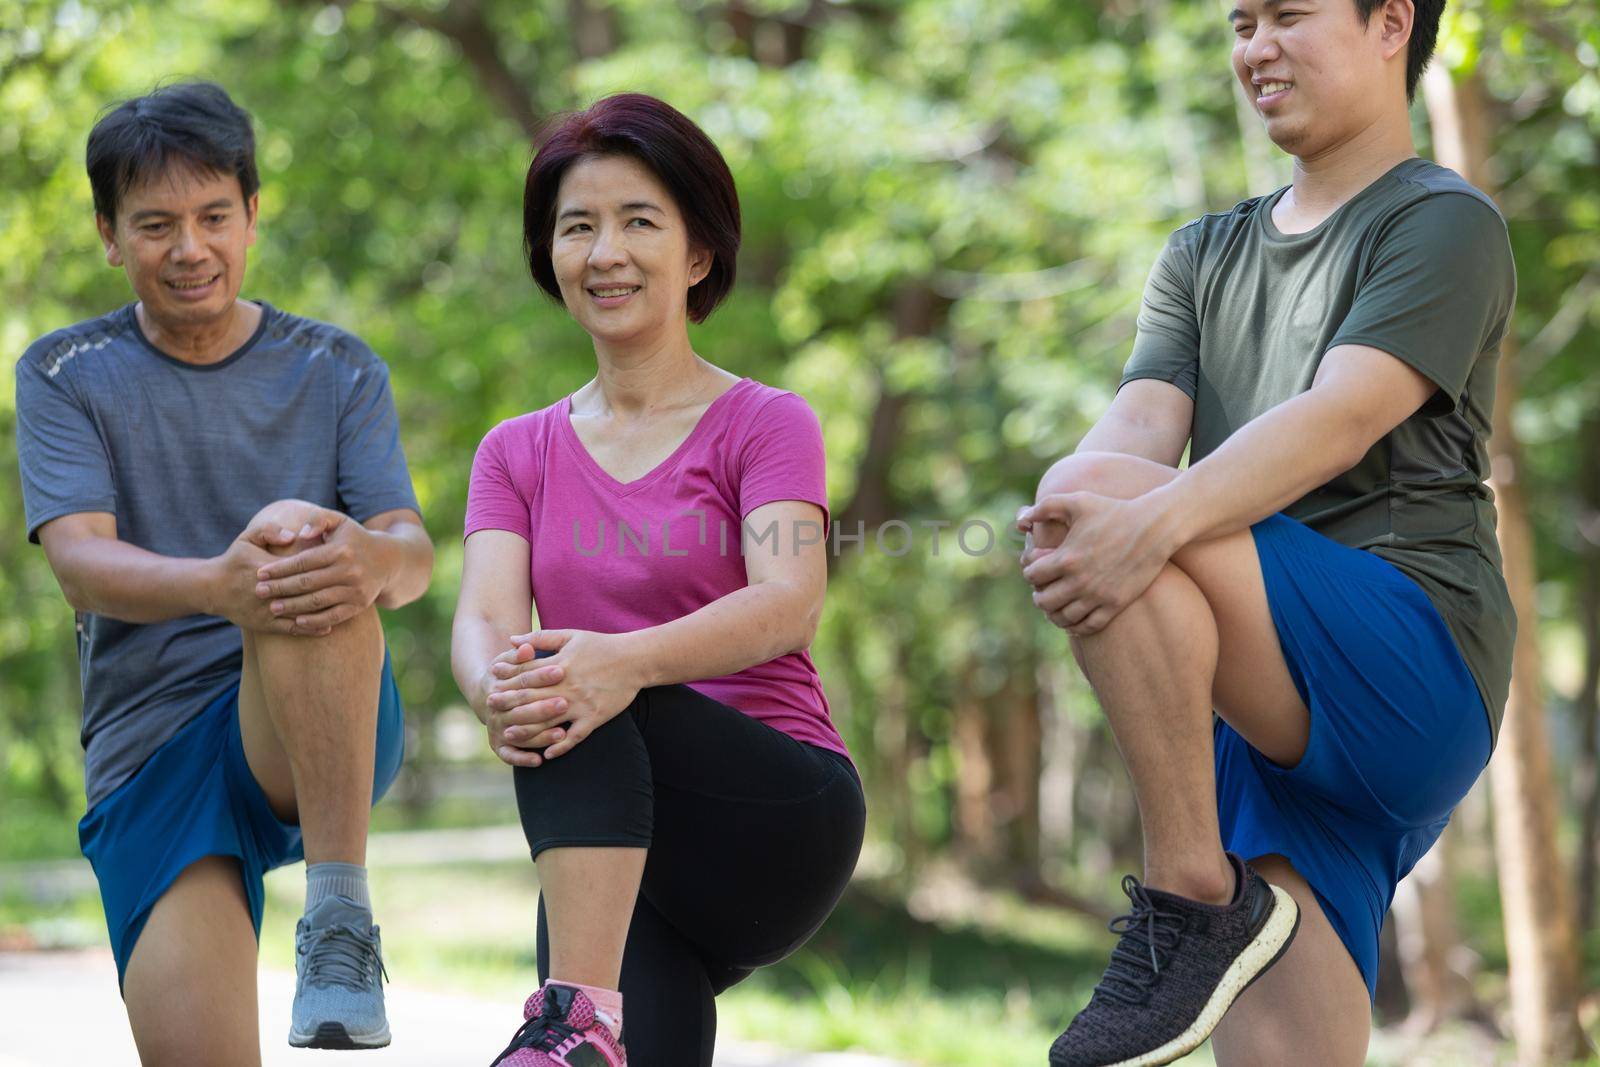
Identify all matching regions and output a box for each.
[491,1001,579,1065]
[299,921,388,991]
[1092,875,1187,1007]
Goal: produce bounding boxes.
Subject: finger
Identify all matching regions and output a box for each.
[505,724,565,749]
[270,586,355,618]
[292,603,360,631]
[1032,581,1081,615]
[491,662,565,686]
[541,724,588,759]
[508,629,572,653]
[496,744,543,768]
[246,523,297,548]
[257,544,338,581]
[1022,550,1069,588]
[1058,599,1098,632]
[298,511,345,541]
[256,563,343,599]
[492,645,530,666]
[490,696,568,725]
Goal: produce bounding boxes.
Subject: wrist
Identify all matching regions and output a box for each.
[195,553,225,617]
[613,629,660,690]
[1141,480,1198,556]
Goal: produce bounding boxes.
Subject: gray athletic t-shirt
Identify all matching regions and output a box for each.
[1121,157,1516,739]
[16,302,421,806]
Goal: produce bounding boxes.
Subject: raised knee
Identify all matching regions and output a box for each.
[1035,451,1170,502]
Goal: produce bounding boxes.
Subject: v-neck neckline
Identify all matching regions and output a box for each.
[558,377,751,495]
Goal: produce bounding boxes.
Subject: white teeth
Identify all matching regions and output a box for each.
[1259,81,1292,96]
[169,275,218,289]
[592,287,636,298]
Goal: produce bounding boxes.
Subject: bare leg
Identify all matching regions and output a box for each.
[1210,855,1371,1066]
[236,604,383,864]
[538,847,648,988]
[1033,452,1311,901]
[123,856,262,1067]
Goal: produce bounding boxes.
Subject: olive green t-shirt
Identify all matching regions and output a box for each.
[1121,157,1516,740]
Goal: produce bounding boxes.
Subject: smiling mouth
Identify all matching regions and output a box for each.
[1255,80,1294,101]
[588,285,640,299]
[167,273,220,291]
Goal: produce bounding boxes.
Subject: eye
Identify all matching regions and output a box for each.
[1232,20,1254,36]
[141,223,169,235]
[1278,11,1303,22]
[565,222,592,234]
[205,213,227,224]
[628,217,655,228]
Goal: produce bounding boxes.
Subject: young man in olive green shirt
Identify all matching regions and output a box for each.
[1019,1,1514,1064]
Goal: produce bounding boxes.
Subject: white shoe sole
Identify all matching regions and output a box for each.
[288,1020,392,1049]
[1095,884,1302,1067]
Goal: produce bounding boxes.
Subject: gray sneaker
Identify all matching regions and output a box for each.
[289,895,391,1049]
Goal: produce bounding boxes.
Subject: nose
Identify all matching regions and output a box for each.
[587,222,628,272]
[1243,24,1279,69]
[169,220,207,264]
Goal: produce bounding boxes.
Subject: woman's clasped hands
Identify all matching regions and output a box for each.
[480,629,645,767]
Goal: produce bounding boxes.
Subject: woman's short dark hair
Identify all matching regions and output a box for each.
[523,93,741,324]
[87,81,259,224]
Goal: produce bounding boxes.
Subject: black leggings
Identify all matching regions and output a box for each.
[515,682,866,1066]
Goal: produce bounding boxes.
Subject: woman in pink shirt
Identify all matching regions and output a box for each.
[451,94,864,1067]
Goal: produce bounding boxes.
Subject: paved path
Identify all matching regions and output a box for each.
[0,950,908,1067]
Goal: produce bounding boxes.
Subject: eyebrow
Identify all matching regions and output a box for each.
[556,200,666,222]
[1228,0,1289,21]
[127,199,235,223]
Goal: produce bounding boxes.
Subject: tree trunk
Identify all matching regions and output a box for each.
[1423,62,1589,1066]
[1391,828,1486,1032]
[1574,412,1600,936]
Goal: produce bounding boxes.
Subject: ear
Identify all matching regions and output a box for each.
[1377,0,1413,63]
[244,192,260,248]
[96,213,123,268]
[686,245,713,289]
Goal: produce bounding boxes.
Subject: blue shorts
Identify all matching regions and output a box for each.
[78,651,405,988]
[1216,514,1492,1001]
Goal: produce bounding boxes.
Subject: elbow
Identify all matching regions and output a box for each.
[792,597,824,653]
[378,542,435,611]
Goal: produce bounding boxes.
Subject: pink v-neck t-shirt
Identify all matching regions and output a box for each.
[465,377,847,757]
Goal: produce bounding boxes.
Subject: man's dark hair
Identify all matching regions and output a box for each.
[1354,0,1446,101]
[86,81,259,224]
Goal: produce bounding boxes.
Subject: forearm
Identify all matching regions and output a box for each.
[615,582,818,690]
[1076,414,1178,464]
[1149,391,1365,548]
[453,612,522,721]
[366,521,434,609]
[51,539,218,623]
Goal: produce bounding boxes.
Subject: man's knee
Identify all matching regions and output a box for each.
[1035,451,1175,502]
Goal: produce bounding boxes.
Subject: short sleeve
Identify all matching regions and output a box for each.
[1121,224,1202,399]
[16,344,117,543]
[334,341,423,522]
[465,422,531,541]
[1329,193,1515,417]
[736,393,830,525]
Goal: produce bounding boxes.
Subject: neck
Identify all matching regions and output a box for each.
[1286,110,1416,215]
[586,328,709,418]
[136,299,261,365]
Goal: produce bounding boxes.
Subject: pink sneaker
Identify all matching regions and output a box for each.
[490,984,626,1066]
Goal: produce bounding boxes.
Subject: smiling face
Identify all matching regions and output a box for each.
[1229,0,1411,158]
[550,154,712,349]
[97,163,257,331]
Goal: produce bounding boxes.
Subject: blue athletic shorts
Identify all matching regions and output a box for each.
[77,650,405,988]
[1215,513,1492,1001]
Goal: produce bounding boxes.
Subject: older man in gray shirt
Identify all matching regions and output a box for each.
[16,81,432,1061]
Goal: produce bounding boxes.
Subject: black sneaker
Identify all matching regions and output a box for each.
[1048,853,1299,1067]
